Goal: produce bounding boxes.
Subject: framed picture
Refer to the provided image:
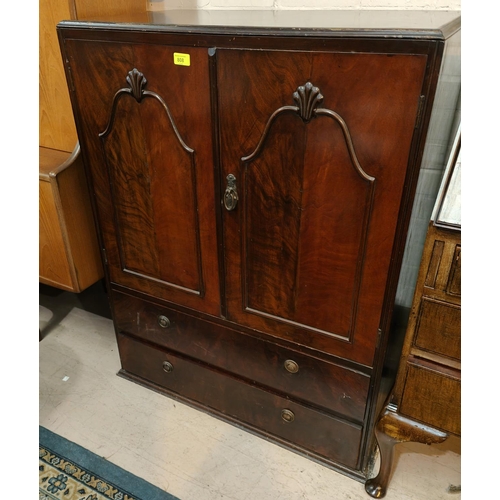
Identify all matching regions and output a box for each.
[433,125,461,230]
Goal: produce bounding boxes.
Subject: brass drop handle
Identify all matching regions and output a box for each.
[281,409,295,423]
[162,361,174,373]
[158,315,170,329]
[223,174,238,211]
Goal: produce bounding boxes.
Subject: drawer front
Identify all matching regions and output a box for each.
[117,333,363,470]
[414,298,460,361]
[399,359,460,435]
[111,291,370,422]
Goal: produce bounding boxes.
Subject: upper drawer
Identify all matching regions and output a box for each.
[111,290,370,423]
[413,297,460,362]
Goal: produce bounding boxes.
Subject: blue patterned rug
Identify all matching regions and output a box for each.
[39,426,180,500]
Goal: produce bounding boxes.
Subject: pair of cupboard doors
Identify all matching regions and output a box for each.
[62,33,429,368]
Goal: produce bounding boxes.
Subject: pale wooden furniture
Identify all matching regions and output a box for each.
[39,146,103,292]
[39,0,148,292]
[39,0,78,151]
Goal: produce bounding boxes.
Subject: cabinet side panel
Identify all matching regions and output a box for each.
[39,180,73,289]
[57,155,104,290]
[396,30,461,309]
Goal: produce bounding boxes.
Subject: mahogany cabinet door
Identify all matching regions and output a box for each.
[217,49,428,366]
[64,40,220,316]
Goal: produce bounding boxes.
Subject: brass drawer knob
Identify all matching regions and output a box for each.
[158,315,171,329]
[281,409,295,423]
[162,361,174,373]
[284,359,299,374]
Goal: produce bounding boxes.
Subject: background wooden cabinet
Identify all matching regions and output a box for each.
[396,131,461,433]
[39,0,149,292]
[39,147,103,292]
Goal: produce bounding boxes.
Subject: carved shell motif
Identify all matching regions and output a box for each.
[126,68,147,102]
[293,82,324,122]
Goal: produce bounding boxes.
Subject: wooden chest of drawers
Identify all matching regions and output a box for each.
[398,222,461,436]
[57,9,461,482]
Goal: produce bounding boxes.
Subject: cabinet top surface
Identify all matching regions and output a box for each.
[58,9,460,39]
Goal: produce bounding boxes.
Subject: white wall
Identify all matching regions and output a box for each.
[149,0,461,10]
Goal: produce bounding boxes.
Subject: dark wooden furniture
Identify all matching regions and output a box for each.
[57,10,461,482]
[365,130,461,498]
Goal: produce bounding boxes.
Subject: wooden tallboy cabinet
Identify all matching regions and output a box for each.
[57,10,461,482]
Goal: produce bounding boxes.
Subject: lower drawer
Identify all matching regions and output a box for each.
[399,358,460,435]
[413,298,460,361]
[111,291,370,422]
[117,332,363,470]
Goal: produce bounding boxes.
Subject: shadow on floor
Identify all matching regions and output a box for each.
[39,280,112,339]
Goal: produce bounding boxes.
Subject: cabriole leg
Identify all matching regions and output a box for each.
[365,404,448,498]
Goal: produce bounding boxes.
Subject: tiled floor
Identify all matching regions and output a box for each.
[39,282,461,500]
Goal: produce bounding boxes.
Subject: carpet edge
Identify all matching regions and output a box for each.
[39,426,179,500]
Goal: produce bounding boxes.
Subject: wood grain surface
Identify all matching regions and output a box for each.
[57,16,459,478]
[65,40,220,315]
[112,290,371,422]
[39,0,77,151]
[218,49,427,365]
[117,332,363,470]
[39,178,73,289]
